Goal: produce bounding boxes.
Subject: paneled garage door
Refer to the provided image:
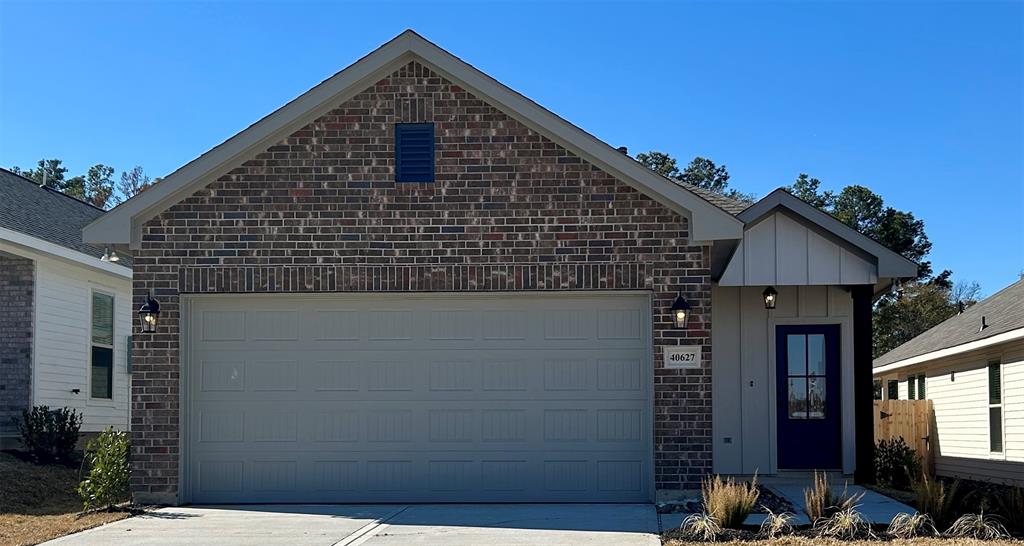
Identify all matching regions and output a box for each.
[184,292,653,503]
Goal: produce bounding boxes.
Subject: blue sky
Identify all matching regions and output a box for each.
[1,1,1021,295]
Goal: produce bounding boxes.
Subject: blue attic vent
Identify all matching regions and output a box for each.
[395,123,435,182]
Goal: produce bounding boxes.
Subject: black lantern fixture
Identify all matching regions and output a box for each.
[670,294,692,329]
[762,286,778,310]
[138,295,160,333]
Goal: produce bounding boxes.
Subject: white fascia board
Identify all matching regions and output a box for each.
[83,30,743,248]
[0,226,132,279]
[872,327,1024,374]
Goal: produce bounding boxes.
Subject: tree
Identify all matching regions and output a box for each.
[85,165,115,209]
[114,166,152,204]
[636,152,756,203]
[12,159,68,190]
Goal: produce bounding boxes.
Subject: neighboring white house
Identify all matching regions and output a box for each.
[0,168,132,448]
[874,279,1024,486]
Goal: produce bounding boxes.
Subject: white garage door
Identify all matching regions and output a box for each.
[184,292,653,503]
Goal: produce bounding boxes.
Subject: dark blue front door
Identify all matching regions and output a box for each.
[776,325,842,470]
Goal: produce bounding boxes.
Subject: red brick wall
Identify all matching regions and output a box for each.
[131,61,713,502]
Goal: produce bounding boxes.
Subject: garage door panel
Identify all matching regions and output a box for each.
[187,293,652,503]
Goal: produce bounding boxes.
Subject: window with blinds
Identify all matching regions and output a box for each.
[989,361,1002,453]
[91,292,114,399]
[887,380,899,400]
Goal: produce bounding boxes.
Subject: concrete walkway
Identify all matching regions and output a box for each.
[43,504,660,546]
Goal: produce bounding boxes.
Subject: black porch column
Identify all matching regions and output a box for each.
[852,285,874,483]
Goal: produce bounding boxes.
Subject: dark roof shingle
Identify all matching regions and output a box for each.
[874,279,1024,367]
[0,168,129,266]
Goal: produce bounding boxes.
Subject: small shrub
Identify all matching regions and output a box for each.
[914,474,960,528]
[17,405,82,464]
[945,512,1009,539]
[803,471,863,522]
[701,474,759,529]
[78,428,130,511]
[887,512,937,538]
[993,485,1024,534]
[814,506,872,539]
[758,508,795,539]
[679,512,721,542]
[874,437,922,490]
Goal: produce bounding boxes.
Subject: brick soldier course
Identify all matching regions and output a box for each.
[129,60,714,502]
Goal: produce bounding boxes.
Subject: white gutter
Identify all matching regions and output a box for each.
[0,226,132,279]
[873,327,1024,374]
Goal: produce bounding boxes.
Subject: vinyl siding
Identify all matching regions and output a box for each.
[30,252,131,432]
[875,339,1024,485]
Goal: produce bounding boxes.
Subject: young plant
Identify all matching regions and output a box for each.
[78,428,130,511]
[803,471,863,521]
[814,506,872,539]
[887,512,937,538]
[945,512,1009,540]
[758,508,795,539]
[679,512,721,542]
[874,437,922,490]
[913,474,960,528]
[994,485,1024,534]
[18,405,82,464]
[701,474,759,529]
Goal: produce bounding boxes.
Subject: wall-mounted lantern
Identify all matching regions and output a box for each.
[138,295,160,333]
[670,295,692,329]
[762,286,778,310]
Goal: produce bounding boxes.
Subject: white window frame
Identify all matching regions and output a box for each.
[988,360,1003,455]
[88,289,116,403]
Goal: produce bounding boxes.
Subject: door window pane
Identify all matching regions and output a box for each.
[788,378,808,419]
[808,377,826,419]
[807,334,826,375]
[787,335,806,375]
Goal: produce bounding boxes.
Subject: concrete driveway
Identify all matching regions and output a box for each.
[43,504,659,546]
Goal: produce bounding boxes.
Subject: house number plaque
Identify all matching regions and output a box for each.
[663,345,702,369]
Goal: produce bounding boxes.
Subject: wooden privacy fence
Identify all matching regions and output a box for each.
[874,399,935,475]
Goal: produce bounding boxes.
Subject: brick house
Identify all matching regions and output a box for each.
[85,31,917,504]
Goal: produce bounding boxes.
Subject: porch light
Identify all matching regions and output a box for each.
[138,295,160,333]
[762,286,778,310]
[670,295,692,329]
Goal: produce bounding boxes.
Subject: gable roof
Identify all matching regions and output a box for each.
[736,188,919,280]
[874,279,1024,369]
[84,30,743,248]
[676,182,752,215]
[0,168,130,269]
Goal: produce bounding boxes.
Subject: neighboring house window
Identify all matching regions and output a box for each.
[887,380,899,400]
[989,361,1002,453]
[917,374,926,400]
[395,123,435,182]
[873,379,882,400]
[91,291,115,399]
[907,377,916,400]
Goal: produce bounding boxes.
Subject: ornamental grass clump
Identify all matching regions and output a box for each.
[803,471,863,522]
[758,508,796,539]
[701,474,759,529]
[887,512,937,538]
[914,473,961,528]
[814,506,873,540]
[945,512,1010,540]
[679,513,721,542]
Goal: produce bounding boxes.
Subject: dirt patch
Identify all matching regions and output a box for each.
[0,452,132,546]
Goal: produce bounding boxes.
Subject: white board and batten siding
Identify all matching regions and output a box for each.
[712,285,855,475]
[887,339,1024,486]
[720,211,877,287]
[0,241,133,433]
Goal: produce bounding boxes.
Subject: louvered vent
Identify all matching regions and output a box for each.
[395,123,435,182]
